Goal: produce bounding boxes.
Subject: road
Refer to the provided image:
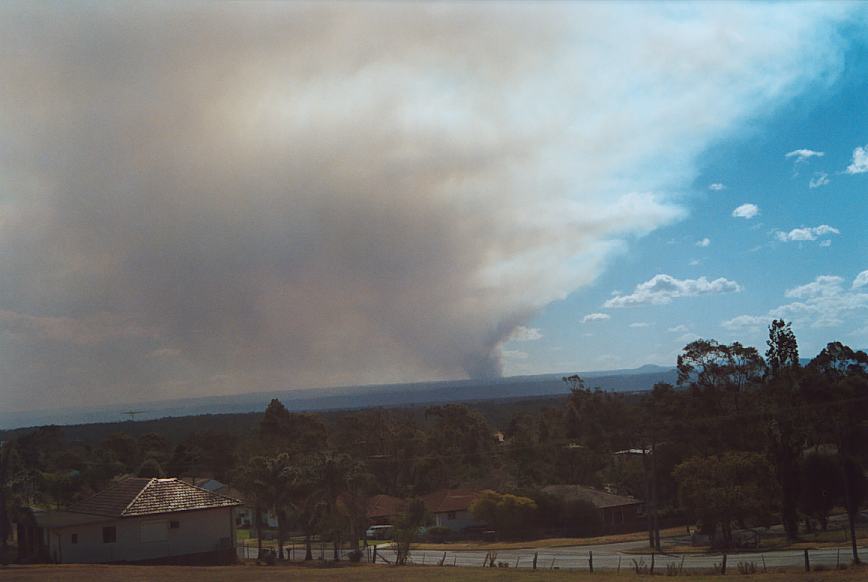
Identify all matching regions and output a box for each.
[239,539,865,572]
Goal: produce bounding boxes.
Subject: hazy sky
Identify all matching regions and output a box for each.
[1,2,867,411]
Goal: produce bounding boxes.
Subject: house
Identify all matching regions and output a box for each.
[543,484,644,532]
[366,494,407,526]
[422,488,484,532]
[181,477,277,529]
[30,477,240,564]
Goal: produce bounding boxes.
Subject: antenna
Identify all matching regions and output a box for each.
[122,410,146,421]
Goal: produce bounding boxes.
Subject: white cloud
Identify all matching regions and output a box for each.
[629,322,651,328]
[668,324,689,333]
[775,224,840,242]
[604,274,742,307]
[785,275,844,298]
[508,326,543,341]
[846,145,868,175]
[722,314,769,331]
[502,349,529,360]
[677,332,701,343]
[582,312,611,323]
[723,273,868,330]
[696,238,711,247]
[809,172,830,188]
[689,259,701,266]
[819,239,832,247]
[785,148,824,162]
[708,183,726,191]
[732,203,760,219]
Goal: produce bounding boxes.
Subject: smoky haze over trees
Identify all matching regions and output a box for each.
[2,323,867,563]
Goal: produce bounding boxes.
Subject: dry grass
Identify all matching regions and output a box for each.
[410,526,685,551]
[4,563,866,582]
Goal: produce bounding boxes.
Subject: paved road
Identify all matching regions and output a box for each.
[376,544,864,572]
[239,540,864,572]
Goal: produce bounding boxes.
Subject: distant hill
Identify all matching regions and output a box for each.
[0,365,677,430]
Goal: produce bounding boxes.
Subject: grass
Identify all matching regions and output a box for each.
[1,563,867,582]
[410,526,685,551]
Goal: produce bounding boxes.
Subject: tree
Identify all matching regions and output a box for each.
[677,339,766,452]
[469,490,538,539]
[765,319,799,379]
[237,454,294,560]
[673,452,776,548]
[260,399,327,456]
[804,343,868,563]
[761,320,804,541]
[799,453,842,532]
[424,405,495,485]
[136,458,165,478]
[392,497,430,565]
[302,452,373,559]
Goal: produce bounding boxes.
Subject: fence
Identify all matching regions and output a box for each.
[238,542,863,573]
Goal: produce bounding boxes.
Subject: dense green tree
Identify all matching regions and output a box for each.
[765,319,800,379]
[804,343,868,562]
[260,399,328,456]
[761,320,805,541]
[799,452,842,531]
[674,452,776,548]
[470,490,537,539]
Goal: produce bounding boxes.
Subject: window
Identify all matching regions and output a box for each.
[447,512,456,520]
[169,520,180,529]
[102,526,116,544]
[71,533,78,544]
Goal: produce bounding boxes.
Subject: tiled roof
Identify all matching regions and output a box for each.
[68,477,240,518]
[422,488,480,514]
[542,484,642,509]
[367,494,407,519]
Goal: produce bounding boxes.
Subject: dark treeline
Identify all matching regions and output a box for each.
[1,320,867,563]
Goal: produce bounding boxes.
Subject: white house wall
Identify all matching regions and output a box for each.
[47,508,234,563]
[433,510,481,532]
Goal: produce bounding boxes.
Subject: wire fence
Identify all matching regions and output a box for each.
[237,542,864,573]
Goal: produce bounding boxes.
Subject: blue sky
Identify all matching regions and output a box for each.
[504,13,868,374]
[1,3,867,410]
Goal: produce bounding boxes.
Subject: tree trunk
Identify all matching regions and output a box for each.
[255,505,263,558]
[277,512,285,560]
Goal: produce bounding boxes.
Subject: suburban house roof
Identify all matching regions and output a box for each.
[67,477,240,518]
[367,494,407,519]
[542,485,642,509]
[422,489,480,514]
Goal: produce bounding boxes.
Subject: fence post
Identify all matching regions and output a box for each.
[589,550,594,573]
[617,555,621,574]
[440,551,447,566]
[533,552,538,570]
[650,551,655,574]
[372,545,378,564]
[721,553,727,575]
[515,556,520,568]
[679,555,685,574]
[762,553,767,573]
[804,549,810,572]
[837,548,840,569]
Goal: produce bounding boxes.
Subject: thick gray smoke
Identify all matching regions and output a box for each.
[0,3,851,409]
